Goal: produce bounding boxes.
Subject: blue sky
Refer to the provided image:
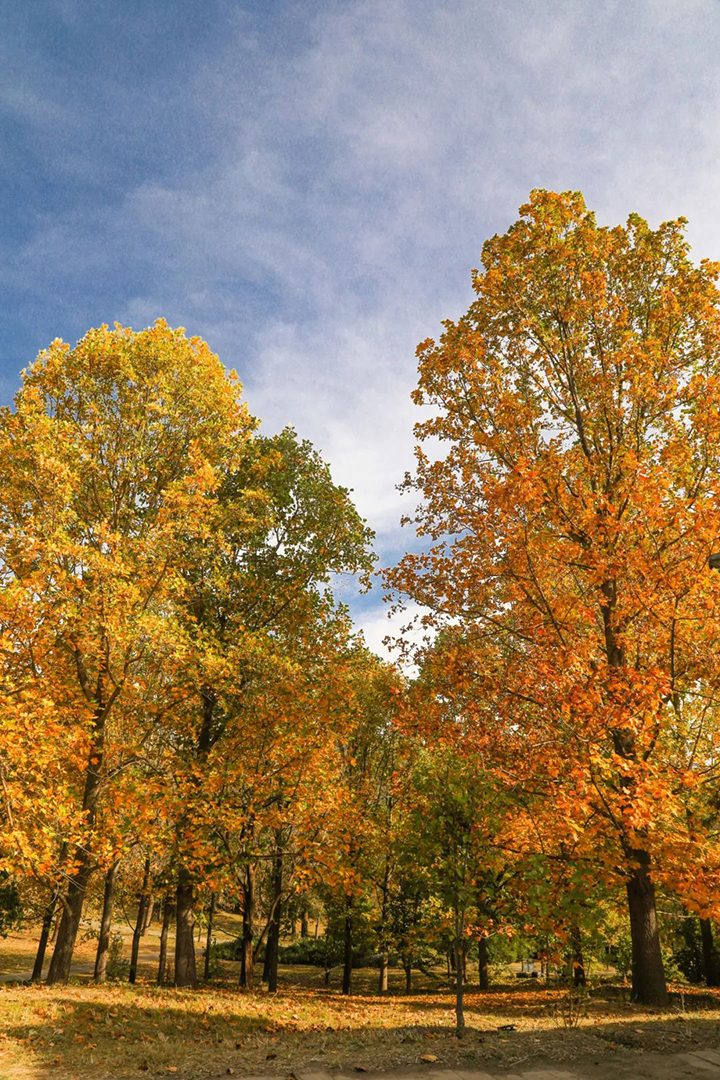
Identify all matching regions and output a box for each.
[2,0,720,653]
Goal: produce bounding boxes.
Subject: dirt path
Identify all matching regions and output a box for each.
[290,1053,720,1080]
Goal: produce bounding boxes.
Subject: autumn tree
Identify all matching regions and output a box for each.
[388,190,720,1005]
[0,321,249,984]
[163,428,375,987]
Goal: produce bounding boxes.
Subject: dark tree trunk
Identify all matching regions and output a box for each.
[571,923,586,987]
[626,849,668,1006]
[174,868,197,988]
[405,962,412,992]
[32,890,59,982]
[157,893,173,985]
[700,918,719,987]
[240,865,255,990]
[301,912,309,938]
[46,689,110,985]
[203,893,216,983]
[94,861,119,984]
[264,848,283,993]
[342,895,353,996]
[46,859,92,985]
[378,857,390,993]
[455,908,466,1037]
[478,935,489,991]
[129,856,151,984]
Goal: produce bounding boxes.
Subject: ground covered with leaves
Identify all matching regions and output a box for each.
[3,961,720,1080]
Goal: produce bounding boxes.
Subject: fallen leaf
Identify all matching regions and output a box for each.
[420,1054,438,1063]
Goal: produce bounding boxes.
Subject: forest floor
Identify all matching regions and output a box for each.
[2,923,720,1080]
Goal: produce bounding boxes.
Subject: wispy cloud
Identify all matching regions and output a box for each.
[3,0,720,656]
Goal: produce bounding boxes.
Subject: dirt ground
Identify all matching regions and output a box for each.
[3,923,720,1080]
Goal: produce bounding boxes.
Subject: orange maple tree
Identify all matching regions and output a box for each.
[388,190,720,1005]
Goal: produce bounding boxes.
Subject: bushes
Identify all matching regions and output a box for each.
[0,873,22,937]
[212,934,378,969]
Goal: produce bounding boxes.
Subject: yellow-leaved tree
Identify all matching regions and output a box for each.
[0,320,253,984]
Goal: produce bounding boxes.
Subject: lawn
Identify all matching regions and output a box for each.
[3,926,720,1079]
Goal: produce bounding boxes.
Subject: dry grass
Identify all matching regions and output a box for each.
[3,927,720,1080]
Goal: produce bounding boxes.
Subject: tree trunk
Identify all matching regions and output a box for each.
[455,907,465,1037]
[301,912,309,938]
[700,918,719,987]
[378,950,389,993]
[478,935,489,991]
[94,861,119,983]
[157,893,173,985]
[405,961,412,993]
[32,890,59,982]
[174,868,197,988]
[626,849,668,1005]
[129,856,151,984]
[203,893,216,984]
[142,899,155,933]
[46,859,92,985]
[314,917,320,939]
[264,848,283,992]
[240,865,255,990]
[342,895,353,995]
[46,690,109,985]
[571,923,586,987]
[377,857,390,993]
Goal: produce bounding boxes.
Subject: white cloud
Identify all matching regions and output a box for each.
[5,0,720,640]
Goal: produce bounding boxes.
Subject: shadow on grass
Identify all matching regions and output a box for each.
[4,977,720,1080]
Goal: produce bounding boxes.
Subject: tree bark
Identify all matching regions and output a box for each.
[174,868,197,988]
[94,861,119,983]
[47,682,112,985]
[571,923,586,987]
[46,860,92,985]
[342,895,353,996]
[405,961,412,992]
[478,935,489,991]
[455,907,466,1037]
[264,848,283,992]
[142,899,155,934]
[129,855,151,984]
[626,849,668,1005]
[157,893,173,985]
[700,918,719,987]
[301,912,309,938]
[377,949,389,993]
[203,893,216,984]
[240,865,255,989]
[377,856,390,993]
[32,890,59,982]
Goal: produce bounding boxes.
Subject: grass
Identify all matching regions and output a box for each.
[3,926,720,1079]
